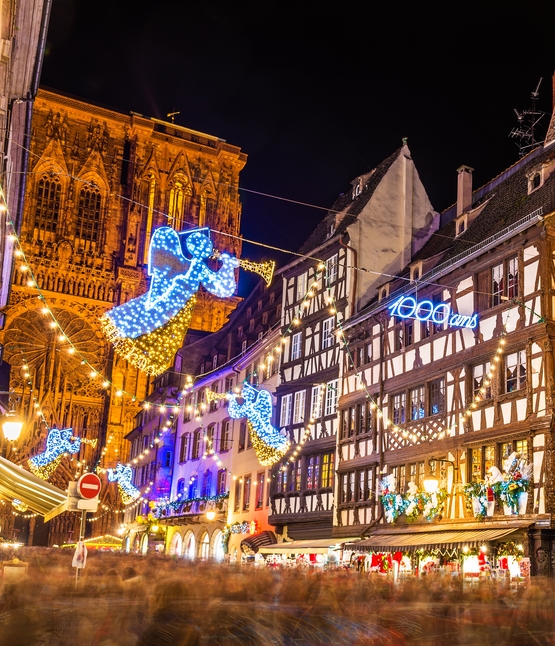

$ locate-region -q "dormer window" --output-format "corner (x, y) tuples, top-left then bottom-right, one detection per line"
(352, 178), (363, 200)
(455, 214), (467, 237)
(246, 307), (252, 318)
(379, 284), (390, 301)
(326, 219), (336, 239)
(527, 167), (544, 194)
(212, 355), (218, 369)
(410, 262), (422, 282)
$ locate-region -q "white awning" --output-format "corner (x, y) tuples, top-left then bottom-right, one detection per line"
(0, 456), (67, 520)
(258, 537), (360, 555)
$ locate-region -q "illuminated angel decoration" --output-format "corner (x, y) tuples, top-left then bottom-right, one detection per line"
(100, 227), (239, 376)
(28, 428), (96, 479)
(107, 463), (141, 504)
(228, 383), (290, 466)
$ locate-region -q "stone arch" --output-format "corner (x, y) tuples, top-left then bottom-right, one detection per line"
(183, 531), (196, 560)
(200, 531), (210, 559)
(169, 531), (183, 556)
(211, 529), (224, 562)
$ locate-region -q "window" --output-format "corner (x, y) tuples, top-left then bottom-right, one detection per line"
(212, 355), (218, 370)
(168, 177), (192, 230)
(429, 378), (445, 415)
(238, 422), (247, 452)
(471, 445), (495, 481)
(326, 254), (339, 285)
(310, 385), (322, 420)
(477, 257), (519, 311)
(164, 450), (172, 468)
(291, 459), (302, 491)
(188, 479), (198, 499)
(291, 332), (302, 361)
(306, 455), (320, 489)
(217, 470), (227, 495)
(241, 340), (247, 353)
(321, 453), (334, 488)
(366, 342), (373, 363)
(280, 394), (292, 427)
(177, 479), (185, 496)
(322, 316), (335, 349)
(179, 434), (189, 463)
(234, 478), (241, 511)
(404, 321), (414, 347)
(473, 362), (492, 399)
(243, 476), (252, 511)
(324, 380), (338, 416)
(34, 177), (61, 234)
(192, 430), (202, 459)
(392, 392), (406, 425)
(76, 186), (102, 245)
(293, 390), (306, 424)
(296, 272), (308, 301)
(202, 470), (212, 497)
(506, 350), (526, 392)
(410, 386), (425, 420)
(256, 472), (265, 508)
(220, 420), (230, 452)
(206, 424), (216, 450)
(276, 465), (288, 493)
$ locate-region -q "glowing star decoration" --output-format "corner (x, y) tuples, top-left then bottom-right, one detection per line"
(100, 227), (239, 376)
(388, 295), (478, 329)
(107, 463), (141, 504)
(28, 428), (96, 480)
(228, 383), (290, 466)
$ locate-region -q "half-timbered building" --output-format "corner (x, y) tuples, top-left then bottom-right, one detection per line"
(269, 144), (439, 542)
(337, 110), (555, 576)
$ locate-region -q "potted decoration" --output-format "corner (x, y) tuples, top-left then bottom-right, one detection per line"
(380, 475), (406, 523)
(463, 481), (487, 518)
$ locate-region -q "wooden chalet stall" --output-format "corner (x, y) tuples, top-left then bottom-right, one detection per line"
(336, 134), (555, 577)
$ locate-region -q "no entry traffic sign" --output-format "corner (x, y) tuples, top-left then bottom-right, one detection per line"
(77, 473), (101, 499)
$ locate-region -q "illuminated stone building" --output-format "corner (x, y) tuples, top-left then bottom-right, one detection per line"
(0, 89), (245, 539)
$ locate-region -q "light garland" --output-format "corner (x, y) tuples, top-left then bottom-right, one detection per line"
(228, 383), (290, 466)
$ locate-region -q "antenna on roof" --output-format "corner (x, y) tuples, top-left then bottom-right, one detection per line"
(509, 78), (548, 157)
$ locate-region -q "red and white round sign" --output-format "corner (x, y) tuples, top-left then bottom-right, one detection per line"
(77, 473), (101, 499)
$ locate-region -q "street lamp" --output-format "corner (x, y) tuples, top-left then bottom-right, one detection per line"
(2, 411), (23, 441)
(206, 510), (216, 521)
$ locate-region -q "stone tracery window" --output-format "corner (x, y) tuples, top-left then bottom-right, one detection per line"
(34, 176), (62, 236)
(76, 185), (102, 246)
(199, 188), (216, 227)
(167, 176), (192, 231)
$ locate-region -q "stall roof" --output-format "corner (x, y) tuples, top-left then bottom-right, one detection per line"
(258, 537), (361, 555)
(0, 456), (67, 520)
(348, 522), (532, 553)
(240, 531), (277, 553)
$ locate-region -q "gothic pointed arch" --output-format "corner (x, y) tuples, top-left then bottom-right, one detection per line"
(198, 169), (218, 227)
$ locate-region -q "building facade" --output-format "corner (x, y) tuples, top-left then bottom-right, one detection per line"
(269, 145), (439, 542)
(337, 118), (555, 575)
(0, 89), (245, 540)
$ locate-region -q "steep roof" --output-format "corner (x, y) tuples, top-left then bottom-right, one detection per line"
(298, 147), (403, 254)
(411, 144), (555, 267)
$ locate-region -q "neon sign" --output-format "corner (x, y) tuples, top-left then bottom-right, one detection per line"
(388, 296), (478, 329)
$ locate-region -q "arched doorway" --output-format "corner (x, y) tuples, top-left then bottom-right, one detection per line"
(123, 536), (130, 553)
(169, 531), (183, 556)
(184, 532), (196, 560)
(200, 532), (210, 559)
(211, 530), (224, 562)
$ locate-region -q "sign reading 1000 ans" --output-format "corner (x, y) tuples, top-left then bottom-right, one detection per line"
(388, 296), (478, 329)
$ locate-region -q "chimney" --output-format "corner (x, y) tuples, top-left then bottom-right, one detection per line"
(456, 165), (474, 216)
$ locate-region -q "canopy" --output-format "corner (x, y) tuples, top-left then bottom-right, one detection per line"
(348, 522), (531, 553)
(0, 456), (67, 520)
(258, 537), (361, 555)
(240, 531), (277, 553)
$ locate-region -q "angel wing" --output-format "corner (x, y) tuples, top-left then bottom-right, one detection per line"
(146, 227), (190, 308)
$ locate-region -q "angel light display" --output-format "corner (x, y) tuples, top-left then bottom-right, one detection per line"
(228, 383), (290, 466)
(107, 463), (140, 504)
(101, 227), (275, 376)
(28, 428), (97, 479)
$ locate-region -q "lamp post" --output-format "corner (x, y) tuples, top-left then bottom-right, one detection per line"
(0, 394), (23, 458)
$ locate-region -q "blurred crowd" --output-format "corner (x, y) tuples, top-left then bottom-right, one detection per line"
(0, 547), (554, 645)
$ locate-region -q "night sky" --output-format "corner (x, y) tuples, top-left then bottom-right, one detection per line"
(41, 1), (555, 292)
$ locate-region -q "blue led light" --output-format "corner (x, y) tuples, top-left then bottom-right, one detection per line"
(107, 463), (141, 504)
(228, 383), (290, 466)
(28, 428), (81, 477)
(103, 227), (239, 340)
(388, 295), (478, 329)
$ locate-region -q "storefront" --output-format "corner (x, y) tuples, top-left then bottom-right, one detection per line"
(347, 521), (532, 582)
(258, 537), (360, 567)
